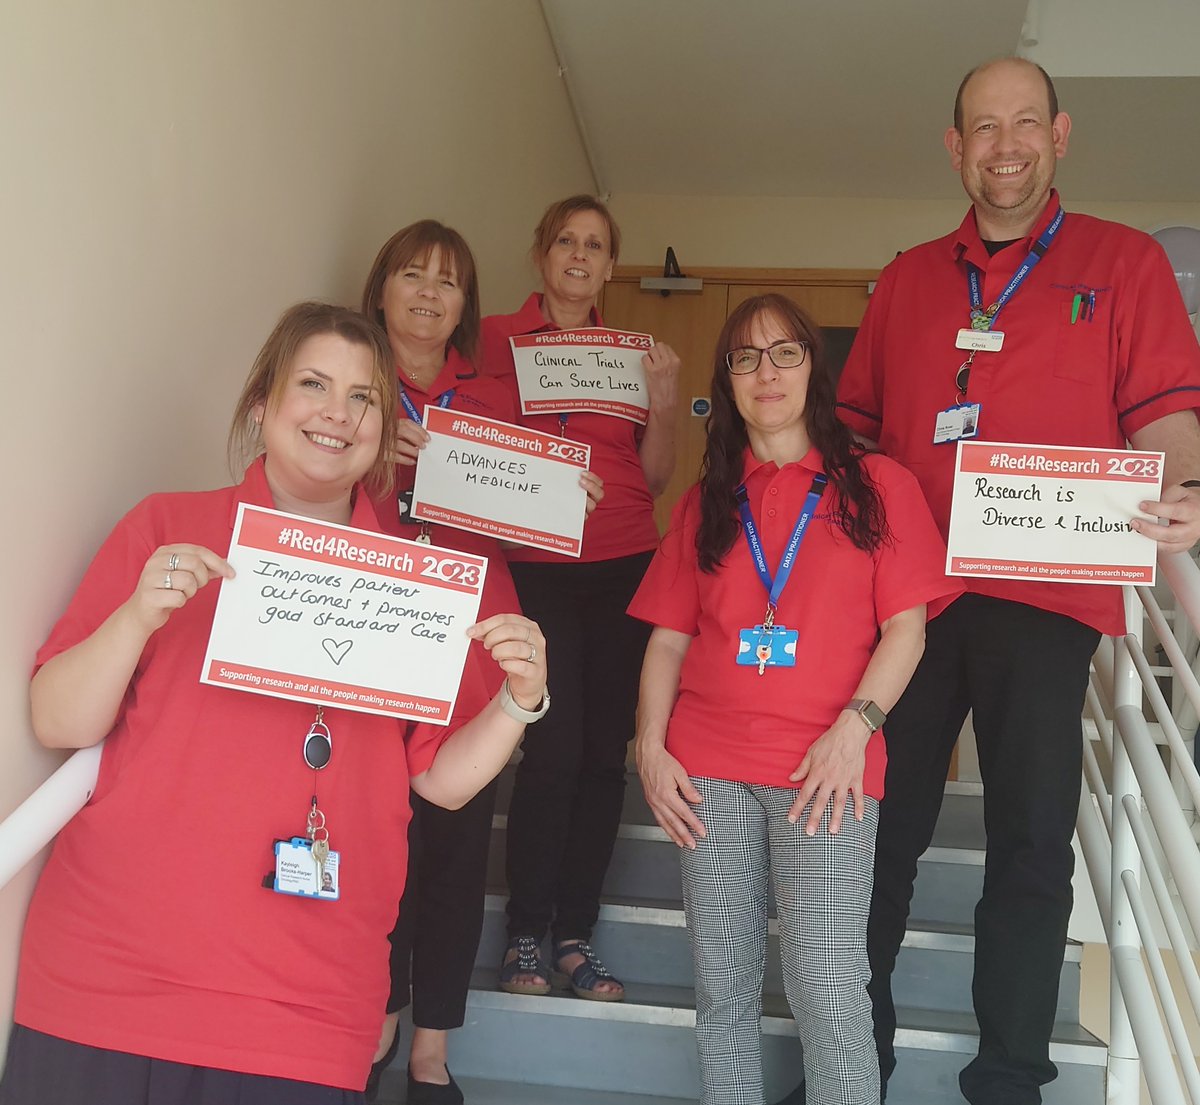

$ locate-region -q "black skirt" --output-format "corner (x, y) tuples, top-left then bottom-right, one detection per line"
(0, 1026), (367, 1105)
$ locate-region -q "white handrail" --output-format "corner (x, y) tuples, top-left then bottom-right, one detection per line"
(0, 743), (102, 891)
(1080, 559), (1200, 1104)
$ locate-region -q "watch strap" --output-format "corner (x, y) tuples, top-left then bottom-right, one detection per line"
(500, 679), (550, 723)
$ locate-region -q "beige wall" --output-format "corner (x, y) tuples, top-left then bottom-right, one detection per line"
(0, 0), (592, 1055)
(610, 192), (1200, 271)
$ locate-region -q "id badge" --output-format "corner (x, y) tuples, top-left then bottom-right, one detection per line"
(736, 625), (798, 669)
(956, 328), (1004, 352)
(933, 403), (981, 445)
(273, 837), (340, 901)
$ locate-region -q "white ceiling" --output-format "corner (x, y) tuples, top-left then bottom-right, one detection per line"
(542, 0), (1200, 203)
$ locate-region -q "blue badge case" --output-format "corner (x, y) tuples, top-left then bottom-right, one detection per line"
(736, 625), (799, 668)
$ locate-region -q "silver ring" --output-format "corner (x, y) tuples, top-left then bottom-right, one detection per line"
(168, 553), (180, 572)
(526, 643), (537, 663)
(163, 573), (173, 590)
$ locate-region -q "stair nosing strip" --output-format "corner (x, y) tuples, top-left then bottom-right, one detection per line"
(463, 990), (1105, 1064)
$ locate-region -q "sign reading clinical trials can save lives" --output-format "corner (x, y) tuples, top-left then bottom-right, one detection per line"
(201, 505), (486, 723)
(510, 327), (652, 425)
(411, 407), (591, 557)
(945, 441), (1164, 585)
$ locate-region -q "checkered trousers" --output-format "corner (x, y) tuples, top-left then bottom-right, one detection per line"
(680, 776), (880, 1105)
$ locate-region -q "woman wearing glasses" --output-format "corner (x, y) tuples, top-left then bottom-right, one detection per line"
(0, 303), (547, 1105)
(629, 295), (958, 1105)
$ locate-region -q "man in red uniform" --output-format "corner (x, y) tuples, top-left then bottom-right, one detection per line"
(837, 57), (1200, 1104)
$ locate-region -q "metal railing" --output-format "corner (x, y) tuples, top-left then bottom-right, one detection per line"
(1079, 552), (1200, 1104)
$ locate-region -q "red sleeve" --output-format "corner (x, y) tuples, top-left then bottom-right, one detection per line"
(836, 262), (898, 441)
(1115, 240), (1200, 436)
(35, 499), (156, 672)
(867, 456), (963, 624)
(626, 487), (702, 634)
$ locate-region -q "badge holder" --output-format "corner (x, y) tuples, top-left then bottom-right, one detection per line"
(274, 836), (340, 900)
(737, 621), (799, 675)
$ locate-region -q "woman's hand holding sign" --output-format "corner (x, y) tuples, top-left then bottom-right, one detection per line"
(468, 613), (548, 710)
(130, 545), (235, 635)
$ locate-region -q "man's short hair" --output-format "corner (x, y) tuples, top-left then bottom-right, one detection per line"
(953, 58), (1059, 132)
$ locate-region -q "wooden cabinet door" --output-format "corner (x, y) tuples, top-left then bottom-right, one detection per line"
(600, 281), (730, 532)
(726, 283), (870, 327)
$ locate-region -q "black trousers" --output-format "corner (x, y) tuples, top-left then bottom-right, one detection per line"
(0, 1026), (364, 1105)
(867, 593), (1100, 1105)
(385, 778), (499, 1029)
(504, 552), (653, 942)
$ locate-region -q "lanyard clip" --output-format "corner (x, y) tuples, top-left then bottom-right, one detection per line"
(763, 604), (776, 630)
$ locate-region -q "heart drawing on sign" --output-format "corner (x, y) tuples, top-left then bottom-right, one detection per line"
(321, 639), (353, 665)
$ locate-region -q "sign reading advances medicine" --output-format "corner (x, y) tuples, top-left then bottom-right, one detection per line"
(945, 441), (1163, 585)
(412, 406), (591, 557)
(510, 327), (652, 425)
(202, 505), (486, 723)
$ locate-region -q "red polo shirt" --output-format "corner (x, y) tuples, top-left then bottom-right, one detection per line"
(17, 459), (492, 1089)
(837, 193), (1200, 636)
(371, 346), (522, 671)
(480, 292), (660, 564)
(627, 449), (961, 798)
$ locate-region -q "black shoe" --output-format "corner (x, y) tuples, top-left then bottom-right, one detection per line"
(406, 1066), (464, 1105)
(363, 1029), (401, 1103)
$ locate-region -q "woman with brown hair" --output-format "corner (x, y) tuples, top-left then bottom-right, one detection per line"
(0, 302), (547, 1105)
(481, 195), (679, 1001)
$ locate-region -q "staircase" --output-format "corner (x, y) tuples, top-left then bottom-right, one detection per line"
(376, 770), (1107, 1104)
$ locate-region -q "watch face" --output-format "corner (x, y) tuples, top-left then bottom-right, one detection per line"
(862, 702), (886, 731)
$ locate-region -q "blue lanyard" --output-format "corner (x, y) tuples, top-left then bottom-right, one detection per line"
(735, 474), (827, 621)
(966, 204), (1063, 331)
(398, 385), (455, 424)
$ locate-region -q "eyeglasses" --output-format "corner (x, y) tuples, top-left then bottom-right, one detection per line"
(725, 340), (809, 375)
(304, 719), (332, 770)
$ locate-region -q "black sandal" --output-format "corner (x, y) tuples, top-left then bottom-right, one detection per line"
(498, 934), (551, 996)
(551, 939), (625, 1002)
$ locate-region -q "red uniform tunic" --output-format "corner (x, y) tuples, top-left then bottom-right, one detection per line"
(480, 293), (659, 563)
(837, 193), (1200, 636)
(627, 449), (960, 798)
(15, 459), (491, 1090)
(371, 346), (521, 691)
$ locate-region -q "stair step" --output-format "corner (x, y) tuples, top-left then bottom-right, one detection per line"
(476, 895), (1081, 1022)
(488, 821), (987, 927)
(397, 974), (1103, 1104)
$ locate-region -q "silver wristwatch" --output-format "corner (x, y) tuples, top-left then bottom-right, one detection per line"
(846, 698), (887, 733)
(500, 679), (550, 723)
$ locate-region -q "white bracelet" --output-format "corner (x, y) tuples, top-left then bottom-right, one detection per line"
(499, 678), (550, 723)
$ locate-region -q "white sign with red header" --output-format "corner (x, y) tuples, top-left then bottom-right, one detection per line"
(201, 505), (486, 724)
(411, 406), (591, 557)
(946, 441), (1164, 585)
(510, 327), (652, 425)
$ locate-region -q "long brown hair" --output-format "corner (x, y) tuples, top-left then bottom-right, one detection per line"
(696, 294), (889, 572)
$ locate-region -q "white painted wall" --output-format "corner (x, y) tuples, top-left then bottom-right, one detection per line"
(0, 0), (593, 1059)
(610, 193), (1200, 272)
